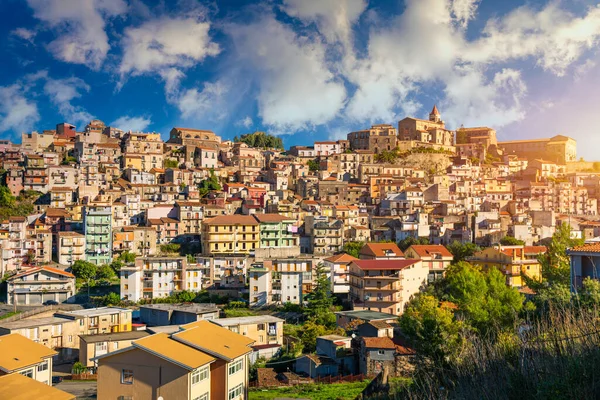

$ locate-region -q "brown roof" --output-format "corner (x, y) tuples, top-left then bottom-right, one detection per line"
(362, 336), (415, 355)
(352, 259), (419, 270)
(203, 215), (259, 226)
(324, 253), (358, 263)
(407, 245), (452, 258)
(360, 243), (405, 257)
(252, 213), (291, 223)
(9, 266), (75, 280)
(570, 243), (600, 253)
(45, 208), (72, 218)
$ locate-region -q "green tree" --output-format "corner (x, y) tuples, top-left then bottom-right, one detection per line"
(499, 236), (525, 246)
(307, 159), (319, 172)
(118, 251), (136, 263)
(305, 264), (335, 328)
(198, 168), (221, 197)
(234, 132), (284, 149)
(400, 294), (463, 363)
(300, 319), (329, 353)
(375, 150), (399, 164)
(0, 186), (15, 208)
(447, 241), (481, 263)
(397, 236), (430, 252)
(71, 260), (97, 281)
(110, 260), (123, 274)
(579, 277), (600, 307)
(524, 224), (583, 302)
(97, 264), (116, 281)
(101, 292), (121, 306)
(343, 241), (363, 258)
(164, 158), (179, 168)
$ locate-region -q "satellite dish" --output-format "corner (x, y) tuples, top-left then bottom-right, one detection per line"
(158, 397), (164, 400)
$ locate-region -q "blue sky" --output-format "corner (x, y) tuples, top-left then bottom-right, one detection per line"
(1, 0), (600, 158)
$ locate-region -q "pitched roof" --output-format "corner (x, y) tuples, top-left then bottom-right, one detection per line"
(351, 259), (419, 270)
(431, 104), (440, 115)
(359, 243), (404, 257)
(324, 253), (358, 263)
(569, 243), (600, 253)
(0, 373), (74, 400)
(132, 332), (215, 370)
(0, 333), (57, 373)
(174, 320), (254, 361)
(9, 266), (75, 280)
(407, 245), (452, 258)
(252, 213), (291, 223)
(361, 336), (416, 355)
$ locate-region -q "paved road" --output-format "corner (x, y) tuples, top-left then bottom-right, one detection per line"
(55, 381), (97, 399)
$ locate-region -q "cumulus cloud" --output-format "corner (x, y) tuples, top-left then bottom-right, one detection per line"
(451, 0), (480, 27)
(465, 3), (600, 76)
(237, 116), (253, 129)
(177, 80), (228, 120)
(26, 0), (127, 69)
(226, 15), (347, 131)
(43, 76), (94, 125)
(119, 15), (220, 77)
(110, 115), (152, 132)
(11, 27), (37, 43)
(0, 84), (39, 133)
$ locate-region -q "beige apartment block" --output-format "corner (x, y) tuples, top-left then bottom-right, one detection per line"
(97, 320), (254, 400)
(211, 315), (284, 360)
(55, 307), (133, 336)
(6, 266), (75, 305)
(0, 333), (56, 385)
(349, 259), (428, 316)
(79, 330), (150, 368)
(57, 232), (86, 266)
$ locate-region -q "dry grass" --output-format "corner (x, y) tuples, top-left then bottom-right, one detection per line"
(399, 306), (600, 400)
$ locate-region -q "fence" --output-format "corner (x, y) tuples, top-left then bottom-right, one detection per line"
(250, 373), (366, 388)
(70, 373), (98, 381)
(0, 304), (82, 323)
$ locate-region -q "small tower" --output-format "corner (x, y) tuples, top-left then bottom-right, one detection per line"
(429, 105), (441, 123)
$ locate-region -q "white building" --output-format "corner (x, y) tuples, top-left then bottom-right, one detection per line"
(6, 266), (76, 305)
(120, 256), (187, 302)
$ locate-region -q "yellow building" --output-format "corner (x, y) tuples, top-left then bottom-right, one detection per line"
(0, 333), (57, 385)
(0, 373), (74, 400)
(201, 215), (259, 255)
(97, 320), (254, 400)
(498, 135), (576, 164)
(469, 245), (546, 288)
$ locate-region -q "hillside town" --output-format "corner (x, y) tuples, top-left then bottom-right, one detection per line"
(1, 106), (600, 399)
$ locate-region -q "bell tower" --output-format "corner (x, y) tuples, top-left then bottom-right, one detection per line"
(429, 104), (441, 123)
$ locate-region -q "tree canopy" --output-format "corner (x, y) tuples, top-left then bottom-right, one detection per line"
(447, 241), (481, 263)
(198, 169), (221, 197)
(307, 159), (319, 172)
(343, 241), (363, 258)
(233, 131), (284, 149)
(397, 236), (430, 251)
(71, 260), (97, 281)
(499, 236), (525, 246)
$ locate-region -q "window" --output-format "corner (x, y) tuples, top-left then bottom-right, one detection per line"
(378, 350), (385, 355)
(228, 383), (243, 399)
(20, 369), (33, 378)
(68, 335), (73, 343)
(194, 394), (209, 400)
(121, 369), (134, 384)
(228, 359), (243, 375)
(124, 284), (129, 290)
(191, 365), (209, 385)
(37, 361), (48, 372)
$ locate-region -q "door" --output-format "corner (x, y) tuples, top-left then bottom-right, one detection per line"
(29, 293), (42, 304)
(16, 293), (28, 305)
(42, 293), (54, 303)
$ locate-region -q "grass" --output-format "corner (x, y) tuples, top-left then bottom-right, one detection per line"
(0, 311), (21, 320)
(248, 381), (370, 400)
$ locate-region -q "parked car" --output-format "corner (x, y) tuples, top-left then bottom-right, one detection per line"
(51, 376), (63, 385)
(43, 300), (59, 306)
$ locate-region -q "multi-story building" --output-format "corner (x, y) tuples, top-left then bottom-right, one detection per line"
(404, 245), (453, 282)
(84, 206), (112, 265)
(324, 253), (357, 296)
(212, 316), (284, 361)
(498, 135), (576, 164)
(139, 303), (220, 326)
(201, 215), (259, 255)
(349, 259), (428, 316)
(398, 105), (454, 147)
(55, 307), (133, 336)
(6, 266), (75, 305)
(122, 132), (164, 172)
(176, 201), (204, 237)
(79, 331), (150, 368)
(271, 258), (315, 305)
(0, 333), (56, 385)
(248, 263), (272, 307)
(23, 154), (49, 193)
(57, 232), (86, 266)
(254, 213), (298, 249)
(120, 256), (187, 301)
(348, 124), (398, 152)
(96, 320), (253, 400)
(469, 245), (546, 288)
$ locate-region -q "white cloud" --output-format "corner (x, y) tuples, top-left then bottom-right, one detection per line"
(177, 80), (228, 120)
(226, 15), (347, 131)
(574, 59), (597, 81)
(0, 84), (39, 133)
(110, 115), (152, 132)
(27, 0), (127, 69)
(119, 16), (220, 76)
(451, 0), (480, 28)
(43, 76), (94, 125)
(11, 27), (37, 43)
(237, 116), (253, 129)
(282, 0), (367, 46)
(465, 3), (600, 76)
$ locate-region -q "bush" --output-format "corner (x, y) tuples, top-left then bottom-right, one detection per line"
(160, 243), (181, 254)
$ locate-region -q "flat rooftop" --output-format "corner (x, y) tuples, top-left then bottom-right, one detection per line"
(0, 316), (68, 330)
(211, 315), (284, 326)
(140, 303), (219, 313)
(79, 330), (150, 343)
(335, 310), (398, 321)
(145, 325), (181, 335)
(57, 307), (131, 318)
